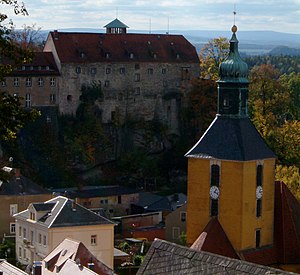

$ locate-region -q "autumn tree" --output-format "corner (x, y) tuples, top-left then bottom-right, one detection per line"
(199, 37), (229, 81)
(0, 0), (39, 181)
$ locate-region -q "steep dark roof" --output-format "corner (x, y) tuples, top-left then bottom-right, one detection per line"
(12, 52), (60, 76)
(137, 239), (296, 275)
(0, 175), (50, 196)
(191, 217), (239, 259)
(32, 203), (56, 212)
(14, 196), (113, 228)
(46, 31), (199, 64)
(185, 116), (276, 161)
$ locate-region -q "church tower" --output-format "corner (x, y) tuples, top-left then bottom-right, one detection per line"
(186, 25), (276, 253)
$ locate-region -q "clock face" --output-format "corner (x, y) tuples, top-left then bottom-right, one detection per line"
(210, 186), (220, 200)
(256, 186), (263, 199)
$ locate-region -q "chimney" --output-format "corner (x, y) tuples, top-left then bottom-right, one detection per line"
(32, 261), (42, 275)
(88, 262), (95, 271)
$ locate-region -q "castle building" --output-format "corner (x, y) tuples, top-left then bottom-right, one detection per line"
(185, 25), (300, 268)
(0, 19), (199, 133)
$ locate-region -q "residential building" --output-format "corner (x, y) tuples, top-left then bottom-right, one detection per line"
(165, 203), (186, 244)
(53, 185), (139, 218)
(0, 259), (27, 275)
(185, 24), (300, 268)
(137, 239), (297, 275)
(42, 238), (114, 275)
(14, 196), (114, 269)
(0, 168), (52, 241)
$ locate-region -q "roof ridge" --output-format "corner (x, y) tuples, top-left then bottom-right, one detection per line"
(48, 198), (68, 228)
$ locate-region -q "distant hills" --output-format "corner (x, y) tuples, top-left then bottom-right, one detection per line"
(40, 28), (300, 56)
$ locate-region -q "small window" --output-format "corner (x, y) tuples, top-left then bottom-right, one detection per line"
(180, 211), (186, 222)
(211, 164), (220, 187)
(10, 204), (18, 216)
(1, 80), (6, 87)
(30, 230), (34, 244)
(50, 94), (56, 103)
(75, 67), (81, 74)
(148, 68), (153, 75)
(255, 229), (261, 248)
(91, 235), (97, 245)
(38, 77), (44, 87)
(104, 80), (110, 87)
(135, 64), (140, 70)
(10, 223), (16, 234)
(30, 212), (35, 220)
(43, 235), (47, 246)
(23, 248), (26, 259)
(106, 67), (111, 74)
(135, 73), (140, 82)
(23, 228), (26, 238)
(106, 53), (110, 59)
(25, 93), (31, 108)
(118, 196), (122, 204)
(130, 53), (134, 59)
(19, 226), (22, 237)
(13, 78), (19, 87)
(162, 68), (166, 74)
(91, 68), (97, 75)
(38, 233), (42, 244)
(50, 78), (56, 87)
(120, 67), (125, 74)
(172, 227), (180, 239)
(25, 77), (32, 87)
(19, 247), (22, 258)
(134, 87), (140, 95)
(256, 199), (262, 218)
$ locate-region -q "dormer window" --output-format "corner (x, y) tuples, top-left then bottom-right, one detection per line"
(30, 211), (36, 221)
(130, 53), (134, 59)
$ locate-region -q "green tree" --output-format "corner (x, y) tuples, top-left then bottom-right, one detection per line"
(199, 37), (229, 81)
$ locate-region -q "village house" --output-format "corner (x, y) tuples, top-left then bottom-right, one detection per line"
(14, 196), (115, 269)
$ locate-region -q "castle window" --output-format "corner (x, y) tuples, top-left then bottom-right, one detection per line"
(91, 235), (97, 245)
(106, 53), (111, 59)
(120, 67), (125, 74)
(162, 68), (166, 74)
(135, 73), (140, 82)
(10, 223), (16, 234)
(25, 93), (31, 108)
(50, 94), (56, 103)
(106, 67), (111, 74)
(1, 80), (6, 87)
(50, 78), (56, 87)
(134, 87), (140, 95)
(104, 80), (110, 87)
(130, 53), (134, 59)
(135, 64), (140, 70)
(43, 235), (47, 246)
(75, 67), (81, 74)
(26, 77), (32, 87)
(23, 227), (26, 238)
(255, 229), (261, 248)
(67, 95), (72, 102)
(38, 77), (44, 87)
(13, 78), (19, 87)
(90, 68), (97, 75)
(148, 68), (153, 75)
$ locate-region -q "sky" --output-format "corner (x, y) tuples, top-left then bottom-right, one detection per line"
(2, 0), (300, 34)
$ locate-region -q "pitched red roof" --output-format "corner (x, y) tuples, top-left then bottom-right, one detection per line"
(190, 217), (239, 259)
(45, 31), (199, 64)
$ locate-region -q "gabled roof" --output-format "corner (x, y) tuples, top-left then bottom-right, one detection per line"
(14, 196), (113, 228)
(137, 239), (296, 275)
(45, 31), (199, 64)
(104, 18), (129, 29)
(0, 174), (51, 196)
(185, 116), (276, 161)
(43, 238), (113, 275)
(191, 217), (239, 259)
(0, 259), (27, 275)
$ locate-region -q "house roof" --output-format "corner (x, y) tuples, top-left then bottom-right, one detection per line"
(104, 18), (129, 29)
(0, 259), (27, 275)
(137, 239), (296, 275)
(45, 31), (199, 64)
(191, 217), (239, 259)
(12, 52), (60, 76)
(14, 196), (113, 228)
(0, 174), (51, 196)
(43, 238), (113, 275)
(52, 259), (99, 275)
(185, 116), (276, 161)
(53, 185), (138, 199)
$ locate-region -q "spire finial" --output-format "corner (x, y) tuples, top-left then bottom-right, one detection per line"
(232, 4), (237, 33)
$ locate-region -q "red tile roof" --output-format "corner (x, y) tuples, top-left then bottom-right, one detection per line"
(190, 217), (239, 259)
(46, 32), (199, 64)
